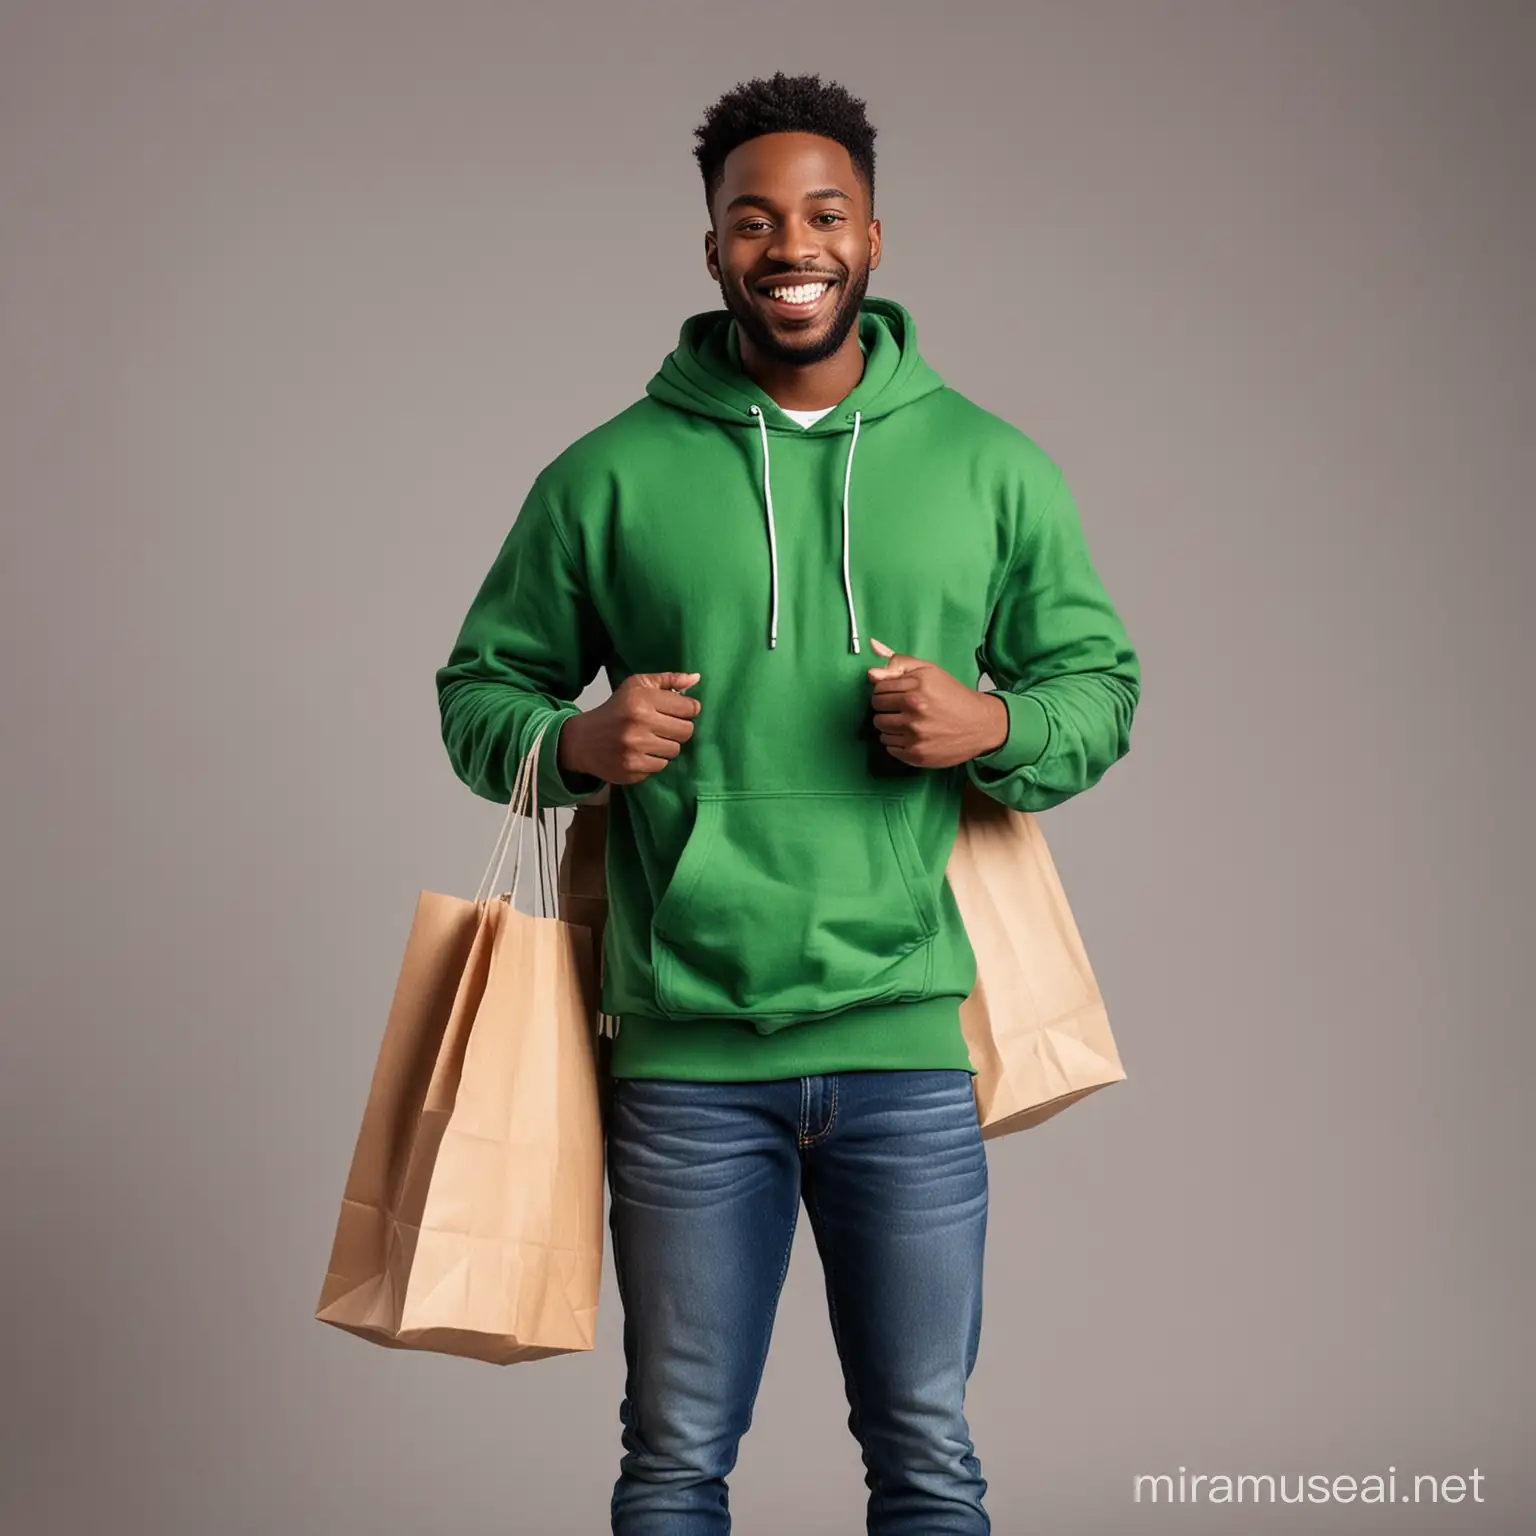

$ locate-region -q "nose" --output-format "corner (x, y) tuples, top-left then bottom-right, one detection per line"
(765, 224), (824, 268)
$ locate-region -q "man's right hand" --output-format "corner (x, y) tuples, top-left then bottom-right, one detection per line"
(557, 671), (702, 786)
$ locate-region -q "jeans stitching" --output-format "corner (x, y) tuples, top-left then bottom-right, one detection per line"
(800, 1074), (837, 1147)
(608, 1151), (643, 1528)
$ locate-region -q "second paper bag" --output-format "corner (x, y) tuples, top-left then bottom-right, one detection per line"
(948, 780), (1126, 1139)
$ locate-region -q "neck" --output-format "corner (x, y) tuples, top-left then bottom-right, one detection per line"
(737, 325), (865, 412)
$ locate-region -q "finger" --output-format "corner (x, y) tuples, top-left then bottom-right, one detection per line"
(871, 674), (922, 696)
(869, 637), (896, 659)
(642, 671), (701, 691)
(647, 712), (695, 744)
(866, 654), (923, 681)
(652, 690), (703, 719)
(871, 690), (914, 714)
(636, 738), (681, 765)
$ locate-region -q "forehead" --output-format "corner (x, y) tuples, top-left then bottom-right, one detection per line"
(715, 131), (862, 212)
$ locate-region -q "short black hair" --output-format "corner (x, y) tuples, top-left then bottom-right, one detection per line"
(692, 71), (877, 217)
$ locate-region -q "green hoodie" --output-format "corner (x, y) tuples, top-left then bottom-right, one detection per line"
(436, 297), (1139, 1081)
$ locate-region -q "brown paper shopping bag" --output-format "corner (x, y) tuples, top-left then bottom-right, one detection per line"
(947, 780), (1125, 1139)
(314, 720), (607, 1364)
(556, 779), (1124, 1142)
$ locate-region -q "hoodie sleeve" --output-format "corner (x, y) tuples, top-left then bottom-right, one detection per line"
(435, 477), (611, 809)
(966, 466), (1140, 812)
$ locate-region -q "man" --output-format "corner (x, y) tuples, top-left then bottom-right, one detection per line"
(437, 70), (1138, 1536)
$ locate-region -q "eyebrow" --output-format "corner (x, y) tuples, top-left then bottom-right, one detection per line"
(724, 187), (854, 213)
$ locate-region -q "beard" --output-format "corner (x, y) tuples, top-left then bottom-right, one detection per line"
(719, 259), (871, 366)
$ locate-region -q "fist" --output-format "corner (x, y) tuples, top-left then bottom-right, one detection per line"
(559, 671), (702, 786)
(867, 638), (1008, 770)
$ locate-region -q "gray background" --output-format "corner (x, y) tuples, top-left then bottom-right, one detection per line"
(2, 1), (1530, 1532)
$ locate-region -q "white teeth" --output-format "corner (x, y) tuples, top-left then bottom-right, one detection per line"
(767, 282), (829, 304)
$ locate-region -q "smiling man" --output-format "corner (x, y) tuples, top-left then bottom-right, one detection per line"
(437, 71), (1139, 1535)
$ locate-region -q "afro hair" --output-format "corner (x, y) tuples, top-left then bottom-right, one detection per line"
(692, 71), (878, 216)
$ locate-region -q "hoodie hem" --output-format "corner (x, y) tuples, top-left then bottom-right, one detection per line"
(606, 994), (974, 1081)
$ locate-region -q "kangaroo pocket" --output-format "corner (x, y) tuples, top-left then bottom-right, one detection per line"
(649, 790), (941, 1025)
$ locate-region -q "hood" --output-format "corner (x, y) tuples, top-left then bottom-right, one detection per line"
(646, 295), (945, 430)
(644, 297), (947, 652)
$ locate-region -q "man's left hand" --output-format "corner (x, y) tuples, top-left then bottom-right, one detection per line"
(866, 637), (1010, 769)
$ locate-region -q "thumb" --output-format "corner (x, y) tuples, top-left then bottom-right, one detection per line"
(866, 637), (918, 680)
(637, 670), (701, 691)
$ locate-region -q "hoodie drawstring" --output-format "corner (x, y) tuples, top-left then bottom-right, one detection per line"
(749, 405), (782, 649)
(841, 409), (863, 654)
(749, 404), (864, 654)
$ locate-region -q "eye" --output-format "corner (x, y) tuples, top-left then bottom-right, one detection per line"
(813, 212), (845, 226)
(738, 218), (773, 233)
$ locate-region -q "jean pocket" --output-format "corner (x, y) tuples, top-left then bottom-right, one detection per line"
(649, 790), (940, 1025)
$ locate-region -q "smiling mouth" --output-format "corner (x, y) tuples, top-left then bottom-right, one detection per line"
(758, 279), (837, 317)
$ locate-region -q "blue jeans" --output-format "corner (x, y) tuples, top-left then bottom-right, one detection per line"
(605, 1069), (990, 1534)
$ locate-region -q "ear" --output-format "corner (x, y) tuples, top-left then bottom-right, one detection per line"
(704, 228), (720, 283)
(868, 218), (881, 272)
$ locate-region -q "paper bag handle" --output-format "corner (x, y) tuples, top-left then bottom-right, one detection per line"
(473, 714), (559, 913)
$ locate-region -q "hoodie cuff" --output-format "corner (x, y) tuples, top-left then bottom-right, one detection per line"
(971, 689), (1050, 774)
(535, 706), (607, 808)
